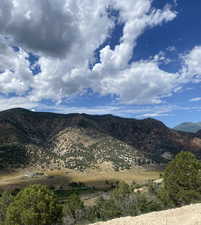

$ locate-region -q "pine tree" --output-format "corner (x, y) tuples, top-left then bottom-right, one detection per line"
(164, 151), (201, 206)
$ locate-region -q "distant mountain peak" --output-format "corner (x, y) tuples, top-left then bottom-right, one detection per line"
(174, 122), (201, 133)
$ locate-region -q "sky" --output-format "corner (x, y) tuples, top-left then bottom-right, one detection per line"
(0, 0), (201, 128)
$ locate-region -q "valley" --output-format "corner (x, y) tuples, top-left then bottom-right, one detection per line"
(0, 167), (160, 190)
(0, 167), (160, 209)
(0, 108), (201, 225)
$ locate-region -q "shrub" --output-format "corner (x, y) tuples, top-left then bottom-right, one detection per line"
(0, 191), (14, 223)
(4, 184), (62, 225)
(62, 193), (84, 225)
(111, 182), (131, 198)
(94, 197), (121, 221)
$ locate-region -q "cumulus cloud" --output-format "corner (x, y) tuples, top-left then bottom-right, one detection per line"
(0, 37), (33, 94)
(183, 46), (201, 82)
(0, 0), (180, 105)
(0, 96), (38, 111)
(93, 59), (179, 104)
(0, 0), (80, 57)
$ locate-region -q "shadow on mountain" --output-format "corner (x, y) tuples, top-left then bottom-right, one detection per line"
(0, 144), (30, 169)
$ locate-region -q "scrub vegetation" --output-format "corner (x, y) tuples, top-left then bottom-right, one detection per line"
(1, 152), (201, 225)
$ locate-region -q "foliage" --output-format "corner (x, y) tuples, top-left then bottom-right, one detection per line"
(85, 181), (164, 223)
(4, 184), (62, 225)
(156, 186), (175, 208)
(111, 182), (131, 199)
(164, 151), (201, 206)
(0, 191), (14, 224)
(4, 152), (201, 225)
(94, 196), (121, 221)
(62, 192), (84, 225)
(0, 180), (175, 225)
(135, 192), (164, 214)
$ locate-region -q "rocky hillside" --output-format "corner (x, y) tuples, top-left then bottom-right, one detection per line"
(0, 108), (201, 170)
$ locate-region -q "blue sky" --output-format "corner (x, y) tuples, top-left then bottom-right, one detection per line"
(0, 0), (201, 127)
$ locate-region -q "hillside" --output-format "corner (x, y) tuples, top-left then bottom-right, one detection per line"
(0, 108), (201, 170)
(174, 122), (201, 133)
(91, 204), (201, 225)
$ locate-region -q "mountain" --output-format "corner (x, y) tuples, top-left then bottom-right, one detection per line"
(174, 122), (201, 133)
(196, 129), (201, 138)
(0, 108), (201, 171)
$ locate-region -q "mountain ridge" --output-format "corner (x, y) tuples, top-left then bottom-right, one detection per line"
(0, 108), (201, 171)
(174, 122), (201, 133)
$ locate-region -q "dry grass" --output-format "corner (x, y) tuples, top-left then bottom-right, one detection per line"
(0, 167), (160, 190)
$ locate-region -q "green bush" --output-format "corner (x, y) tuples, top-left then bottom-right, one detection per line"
(136, 192), (163, 214)
(62, 192), (84, 225)
(88, 181), (164, 222)
(4, 184), (62, 225)
(164, 151), (201, 206)
(0, 191), (14, 224)
(94, 197), (121, 221)
(111, 182), (131, 199)
(157, 186), (175, 208)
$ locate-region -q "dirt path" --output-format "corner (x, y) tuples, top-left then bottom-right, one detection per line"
(92, 204), (201, 225)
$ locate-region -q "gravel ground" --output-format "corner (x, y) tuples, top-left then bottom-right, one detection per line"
(92, 204), (201, 225)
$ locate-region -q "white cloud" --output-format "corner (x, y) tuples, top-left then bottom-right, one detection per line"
(0, 38), (33, 94)
(94, 59), (179, 104)
(0, 96), (38, 111)
(0, 0), (80, 57)
(190, 97), (201, 102)
(137, 113), (170, 118)
(183, 46), (201, 82)
(167, 46), (176, 52)
(0, 0), (180, 105)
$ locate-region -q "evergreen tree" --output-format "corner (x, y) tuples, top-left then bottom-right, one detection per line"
(164, 151), (201, 205)
(62, 193), (84, 225)
(5, 184), (62, 225)
(0, 191), (14, 224)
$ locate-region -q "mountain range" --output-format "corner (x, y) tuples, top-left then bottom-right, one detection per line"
(0, 108), (201, 171)
(174, 122), (201, 133)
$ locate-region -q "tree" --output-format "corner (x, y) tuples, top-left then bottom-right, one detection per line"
(111, 182), (131, 200)
(164, 151), (201, 206)
(62, 193), (84, 225)
(4, 184), (62, 225)
(94, 196), (121, 221)
(0, 191), (14, 224)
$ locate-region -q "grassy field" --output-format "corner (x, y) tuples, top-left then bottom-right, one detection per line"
(0, 167), (161, 206)
(0, 167), (160, 190)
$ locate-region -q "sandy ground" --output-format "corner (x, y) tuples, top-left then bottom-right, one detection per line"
(92, 204), (201, 225)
